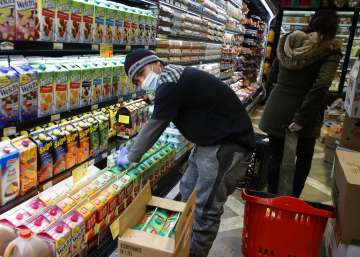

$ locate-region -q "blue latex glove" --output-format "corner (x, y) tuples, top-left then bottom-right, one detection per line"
(116, 147), (129, 166)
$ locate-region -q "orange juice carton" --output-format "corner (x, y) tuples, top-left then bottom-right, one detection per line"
(24, 215), (50, 234)
(100, 188), (117, 225)
(138, 10), (146, 45)
(29, 62), (54, 117)
(57, 197), (76, 214)
(101, 60), (113, 101)
(38, 221), (72, 257)
(11, 62), (38, 121)
(67, 0), (82, 42)
(74, 120), (90, 163)
(24, 198), (46, 215)
(95, 114), (109, 152)
(30, 131), (53, 183)
(37, 0), (56, 41)
(1, 208), (31, 227)
(0, 0), (15, 41)
(52, 63), (69, 113)
(86, 117), (100, 157)
(15, 0), (37, 40)
(91, 194), (108, 233)
(78, 62), (92, 106)
(77, 0), (93, 43)
(130, 9), (140, 45)
(47, 127), (66, 176)
(89, 62), (103, 104)
(54, 0), (70, 42)
(44, 206), (63, 223)
(11, 136), (37, 195)
(93, 0), (106, 43)
(111, 3), (121, 45)
(77, 201), (96, 242)
(104, 1), (115, 44)
(0, 63), (19, 127)
(0, 141), (19, 206)
(123, 6), (131, 45)
(63, 211), (85, 255)
(110, 59), (121, 97)
(62, 123), (78, 169)
(62, 63), (80, 110)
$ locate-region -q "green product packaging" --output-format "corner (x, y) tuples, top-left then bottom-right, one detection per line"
(133, 207), (156, 231)
(87, 117), (100, 157)
(89, 61), (104, 104)
(160, 212), (180, 237)
(96, 114), (109, 152)
(144, 208), (169, 235)
(93, 0), (106, 43)
(101, 60), (113, 101)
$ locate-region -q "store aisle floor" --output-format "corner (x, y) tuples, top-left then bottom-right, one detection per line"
(208, 106), (332, 257)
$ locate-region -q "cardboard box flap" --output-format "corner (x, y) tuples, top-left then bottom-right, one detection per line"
(336, 149), (360, 186)
(175, 191), (195, 245)
(111, 183), (152, 239)
(148, 196), (186, 212)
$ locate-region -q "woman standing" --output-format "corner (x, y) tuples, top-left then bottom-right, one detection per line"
(259, 9), (342, 197)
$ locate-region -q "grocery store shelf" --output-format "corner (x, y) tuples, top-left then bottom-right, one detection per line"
(225, 29), (244, 35)
(354, 37), (360, 40)
(170, 59), (222, 66)
(336, 34), (349, 38)
(159, 34), (223, 44)
(338, 24), (352, 27)
(282, 22), (307, 26)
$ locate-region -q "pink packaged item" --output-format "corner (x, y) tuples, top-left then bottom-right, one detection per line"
(25, 215), (50, 234)
(44, 206), (63, 223)
(24, 199), (46, 216)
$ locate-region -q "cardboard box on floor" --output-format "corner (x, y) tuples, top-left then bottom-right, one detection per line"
(341, 116), (360, 151)
(325, 219), (360, 257)
(332, 148), (360, 244)
(110, 183), (195, 257)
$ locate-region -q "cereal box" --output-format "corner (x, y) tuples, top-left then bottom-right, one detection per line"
(15, 0), (37, 40)
(77, 201), (96, 242)
(53, 64), (68, 113)
(68, 0), (82, 42)
(38, 221), (72, 257)
(55, 0), (70, 42)
(0, 0), (16, 41)
(11, 136), (37, 195)
(12, 62), (38, 121)
(47, 127), (66, 176)
(0, 63), (19, 127)
(30, 131), (53, 183)
(78, 62), (92, 106)
(62, 63), (80, 110)
(74, 120), (89, 163)
(113, 3), (124, 45)
(104, 1), (115, 44)
(89, 62), (103, 104)
(0, 141), (19, 205)
(37, 0), (56, 41)
(63, 211), (85, 255)
(93, 0), (106, 43)
(86, 117), (99, 157)
(30, 62), (54, 118)
(62, 123), (78, 169)
(101, 60), (112, 101)
(78, 0), (93, 43)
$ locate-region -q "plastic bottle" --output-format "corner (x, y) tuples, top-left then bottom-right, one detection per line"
(3, 229), (52, 257)
(0, 223), (17, 256)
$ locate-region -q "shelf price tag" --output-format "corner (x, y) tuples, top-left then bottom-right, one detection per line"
(3, 127), (16, 137)
(51, 114), (60, 122)
(53, 43), (63, 50)
(100, 44), (113, 58)
(125, 45), (131, 51)
(91, 104), (98, 111)
(92, 44), (99, 51)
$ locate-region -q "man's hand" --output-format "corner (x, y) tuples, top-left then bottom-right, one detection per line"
(116, 147), (130, 166)
(288, 122), (303, 133)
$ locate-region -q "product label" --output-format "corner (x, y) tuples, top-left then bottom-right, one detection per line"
(0, 0), (16, 41)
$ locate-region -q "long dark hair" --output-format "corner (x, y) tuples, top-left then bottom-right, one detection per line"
(306, 9), (338, 41)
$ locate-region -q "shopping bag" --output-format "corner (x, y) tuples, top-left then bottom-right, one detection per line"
(277, 130), (299, 195)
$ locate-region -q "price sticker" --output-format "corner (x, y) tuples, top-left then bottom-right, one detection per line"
(91, 104), (98, 111)
(100, 44), (113, 58)
(51, 114), (60, 121)
(3, 127), (16, 137)
(118, 115), (130, 124)
(53, 43), (63, 50)
(72, 162), (88, 183)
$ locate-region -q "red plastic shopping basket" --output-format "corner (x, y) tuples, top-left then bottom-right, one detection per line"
(241, 189), (335, 257)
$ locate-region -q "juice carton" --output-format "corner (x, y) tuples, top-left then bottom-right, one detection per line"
(78, 62), (92, 106)
(44, 206), (63, 223)
(86, 117), (99, 157)
(62, 123), (78, 169)
(11, 136), (37, 195)
(108, 106), (117, 137)
(104, 1), (115, 44)
(11, 62), (38, 121)
(30, 131), (53, 183)
(2, 208), (31, 227)
(89, 62), (103, 104)
(38, 221), (72, 257)
(91, 194), (108, 233)
(93, 0), (106, 43)
(62, 63), (80, 110)
(113, 4), (124, 45)
(0, 141), (19, 205)
(137, 10), (146, 45)
(70, 188), (86, 203)
(95, 114), (108, 152)
(55, 0), (70, 42)
(15, 0), (36, 40)
(68, 0), (82, 42)
(119, 62), (128, 96)
(100, 188), (117, 225)
(52, 64), (69, 113)
(47, 127), (66, 176)
(130, 9), (139, 45)
(37, 0), (56, 41)
(0, 0), (16, 41)
(24, 215), (50, 234)
(81, 182), (98, 198)
(111, 59), (121, 98)
(149, 12), (157, 46)
(144, 11), (151, 46)
(30, 62), (54, 118)
(78, 0), (93, 43)
(123, 6), (131, 45)
(73, 120), (89, 163)
(57, 197), (76, 214)
(24, 199), (46, 216)
(101, 60), (112, 101)
(0, 64), (19, 127)
(63, 211), (85, 255)
(77, 201), (96, 242)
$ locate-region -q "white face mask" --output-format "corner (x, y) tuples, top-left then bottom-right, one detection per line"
(141, 67), (160, 92)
